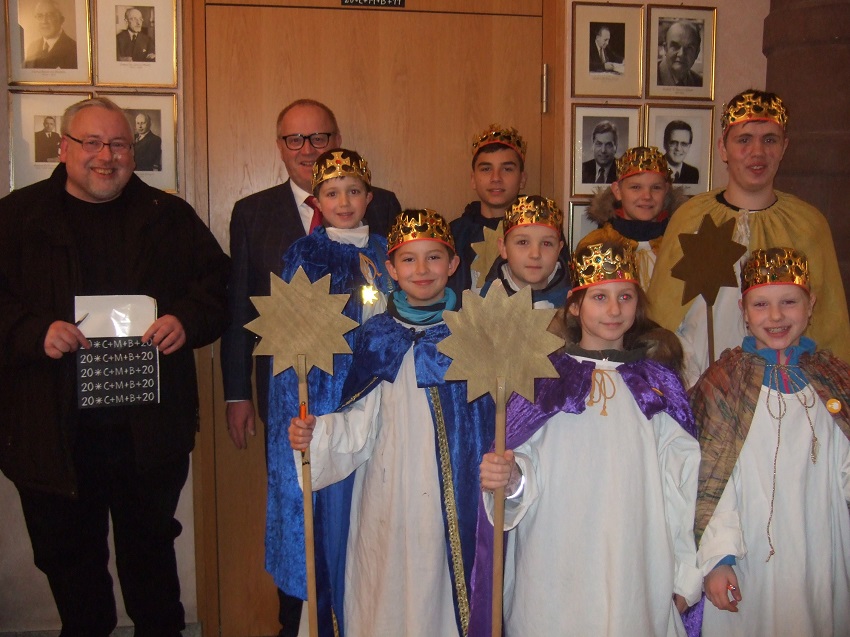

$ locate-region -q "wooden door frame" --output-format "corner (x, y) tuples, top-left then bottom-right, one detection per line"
(183, 0), (565, 631)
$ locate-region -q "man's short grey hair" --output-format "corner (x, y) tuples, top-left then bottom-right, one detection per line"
(124, 6), (142, 20)
(60, 96), (127, 136)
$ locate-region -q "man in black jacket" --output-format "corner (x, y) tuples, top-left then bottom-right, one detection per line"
(0, 96), (229, 636)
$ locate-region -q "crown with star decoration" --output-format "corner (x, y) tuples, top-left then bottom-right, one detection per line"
(741, 247), (810, 295)
(311, 148), (371, 193)
(503, 195), (564, 237)
(616, 146), (672, 182)
(387, 209), (455, 254)
(721, 90), (788, 136)
(471, 124), (527, 161)
(570, 230), (638, 291)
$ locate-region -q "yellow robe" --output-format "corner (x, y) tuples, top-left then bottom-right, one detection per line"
(647, 190), (850, 384)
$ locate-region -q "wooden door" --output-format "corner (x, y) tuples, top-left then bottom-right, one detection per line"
(197, 2), (556, 634)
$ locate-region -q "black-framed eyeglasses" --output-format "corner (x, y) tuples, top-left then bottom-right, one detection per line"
(277, 132), (334, 151)
(64, 134), (133, 154)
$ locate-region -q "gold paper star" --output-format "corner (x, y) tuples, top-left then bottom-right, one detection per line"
(470, 222), (504, 281)
(438, 281), (563, 403)
(672, 214), (748, 306)
(245, 268), (359, 376)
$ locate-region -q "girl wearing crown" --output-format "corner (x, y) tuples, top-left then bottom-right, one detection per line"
(587, 145), (689, 291)
(693, 247), (850, 637)
(471, 235), (702, 636)
(264, 148), (394, 635)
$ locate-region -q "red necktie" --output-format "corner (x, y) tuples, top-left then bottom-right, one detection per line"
(306, 196), (323, 233)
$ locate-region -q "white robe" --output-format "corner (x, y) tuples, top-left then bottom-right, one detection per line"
(299, 343), (460, 637)
(698, 385), (850, 637)
(485, 357), (702, 636)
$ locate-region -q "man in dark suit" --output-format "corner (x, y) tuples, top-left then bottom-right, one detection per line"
(581, 120), (618, 184)
(23, 0), (77, 69)
(116, 7), (155, 62)
(220, 98), (400, 637)
(34, 115), (61, 162)
(133, 112), (162, 171)
(588, 24), (623, 73)
(663, 120), (699, 184)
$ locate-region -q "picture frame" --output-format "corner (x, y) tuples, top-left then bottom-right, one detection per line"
(645, 103), (714, 195)
(567, 201), (598, 255)
(572, 2), (644, 98)
(9, 90), (91, 189)
(6, 0), (92, 84)
(94, 0), (176, 86)
(102, 92), (177, 191)
(571, 103), (641, 197)
(646, 5), (716, 100)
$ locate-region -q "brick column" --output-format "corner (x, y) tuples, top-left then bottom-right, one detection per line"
(764, 0), (850, 309)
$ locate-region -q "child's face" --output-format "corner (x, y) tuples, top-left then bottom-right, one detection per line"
(498, 225), (563, 290)
(386, 241), (460, 306)
(740, 284), (815, 352)
(610, 172), (669, 222)
(471, 148), (527, 215)
(316, 176), (373, 229)
(569, 281), (638, 350)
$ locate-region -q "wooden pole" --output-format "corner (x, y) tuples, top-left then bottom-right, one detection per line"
(491, 376), (507, 637)
(706, 303), (715, 365)
(298, 354), (319, 637)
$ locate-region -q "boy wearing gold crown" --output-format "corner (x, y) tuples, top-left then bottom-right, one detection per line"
(265, 148), (394, 635)
(448, 124), (528, 300)
(692, 247), (850, 636)
(480, 194), (571, 309)
(587, 146), (689, 290)
(471, 233), (701, 636)
(648, 90), (850, 387)
(289, 210), (495, 637)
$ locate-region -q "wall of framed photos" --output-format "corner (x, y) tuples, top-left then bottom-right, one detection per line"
(3, 0), (180, 193)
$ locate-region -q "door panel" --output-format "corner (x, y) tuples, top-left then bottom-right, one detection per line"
(204, 5), (542, 634)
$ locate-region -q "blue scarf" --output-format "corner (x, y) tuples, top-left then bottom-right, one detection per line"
(387, 288), (457, 325)
(743, 335), (815, 392)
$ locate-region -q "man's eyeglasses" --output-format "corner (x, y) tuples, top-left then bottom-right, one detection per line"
(277, 132), (334, 151)
(65, 134), (133, 154)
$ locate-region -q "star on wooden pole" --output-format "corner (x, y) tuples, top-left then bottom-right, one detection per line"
(438, 280), (563, 637)
(670, 214), (747, 364)
(245, 267), (358, 637)
(470, 222), (505, 282)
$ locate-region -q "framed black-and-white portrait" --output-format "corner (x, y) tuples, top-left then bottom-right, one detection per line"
(9, 91), (92, 189)
(572, 2), (644, 98)
(646, 104), (714, 195)
(6, 0), (92, 84)
(94, 0), (176, 86)
(101, 92), (177, 190)
(646, 5), (716, 100)
(571, 104), (641, 197)
(567, 201), (598, 255)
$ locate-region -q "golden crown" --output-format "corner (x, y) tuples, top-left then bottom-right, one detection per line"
(616, 146), (671, 182)
(471, 124), (527, 161)
(570, 229), (638, 290)
(721, 90), (788, 135)
(387, 209), (456, 254)
(741, 247), (809, 294)
(504, 195), (564, 236)
(311, 148), (371, 193)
